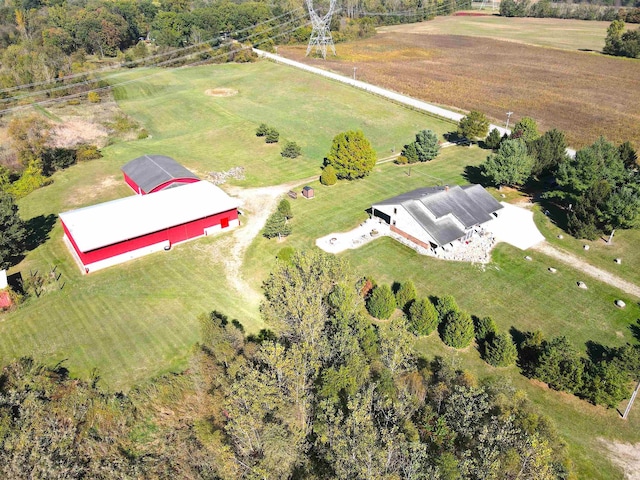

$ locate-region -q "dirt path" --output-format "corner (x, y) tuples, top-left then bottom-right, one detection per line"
(221, 176), (319, 302)
(532, 242), (640, 299)
(600, 440), (640, 480)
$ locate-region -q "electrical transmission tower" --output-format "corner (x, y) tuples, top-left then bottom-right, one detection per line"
(305, 0), (337, 59)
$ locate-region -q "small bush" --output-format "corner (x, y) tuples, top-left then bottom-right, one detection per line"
(87, 91), (100, 103)
(75, 144), (102, 162)
(320, 165), (337, 186)
(366, 284), (397, 319)
(137, 129), (149, 140)
(265, 128), (279, 144)
(408, 298), (438, 336)
(281, 141), (301, 158)
(256, 123), (269, 137)
(395, 155), (408, 165)
(440, 310), (474, 349)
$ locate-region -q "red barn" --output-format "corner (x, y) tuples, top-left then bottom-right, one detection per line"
(121, 154), (200, 195)
(59, 181), (239, 273)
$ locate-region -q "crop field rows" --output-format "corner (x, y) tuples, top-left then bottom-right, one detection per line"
(280, 16), (640, 149)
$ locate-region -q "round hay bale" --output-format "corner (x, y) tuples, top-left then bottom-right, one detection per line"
(615, 300), (626, 308)
(577, 281), (587, 289)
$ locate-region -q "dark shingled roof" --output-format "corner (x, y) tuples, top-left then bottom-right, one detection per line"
(121, 155), (199, 194)
(373, 185), (503, 246)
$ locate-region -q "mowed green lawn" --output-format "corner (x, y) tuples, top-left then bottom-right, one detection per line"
(110, 61), (456, 187)
(380, 15), (617, 52)
(0, 60), (461, 389)
(244, 149), (640, 479)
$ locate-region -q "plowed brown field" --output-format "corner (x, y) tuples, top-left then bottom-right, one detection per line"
(279, 30), (640, 149)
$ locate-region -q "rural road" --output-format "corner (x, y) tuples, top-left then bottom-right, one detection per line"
(532, 242), (640, 299)
(253, 48), (577, 158)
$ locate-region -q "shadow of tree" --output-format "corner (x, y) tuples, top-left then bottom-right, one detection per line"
(630, 319), (640, 343)
(585, 340), (613, 363)
(24, 214), (57, 251)
(463, 165), (486, 186)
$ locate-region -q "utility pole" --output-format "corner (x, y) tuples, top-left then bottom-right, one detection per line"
(353, 66), (357, 80)
(623, 380), (640, 419)
(505, 111), (513, 131)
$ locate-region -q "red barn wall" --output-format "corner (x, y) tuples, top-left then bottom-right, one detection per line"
(62, 208), (238, 267)
(123, 172), (145, 194)
(149, 177), (200, 193)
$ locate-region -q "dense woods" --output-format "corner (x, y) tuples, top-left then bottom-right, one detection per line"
(0, 250), (579, 478)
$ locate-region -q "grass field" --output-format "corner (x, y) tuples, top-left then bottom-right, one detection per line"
(1, 58), (639, 477)
(243, 154), (640, 479)
(0, 61), (463, 389)
(279, 16), (640, 149)
(382, 15), (615, 51)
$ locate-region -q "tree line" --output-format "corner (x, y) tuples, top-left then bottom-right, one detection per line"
(361, 274), (639, 409)
(0, 250), (576, 479)
(500, 0), (640, 23)
(455, 110), (639, 241)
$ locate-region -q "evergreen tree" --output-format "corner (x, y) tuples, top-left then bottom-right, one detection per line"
(262, 211), (291, 239)
(408, 297), (439, 336)
(325, 130), (376, 179)
(485, 128), (502, 150)
(582, 360), (629, 408)
(534, 336), (584, 393)
(531, 128), (567, 177)
(0, 191), (27, 270)
(435, 294), (458, 322)
(277, 198), (293, 219)
(400, 141), (419, 164)
(394, 280), (417, 311)
(320, 165), (337, 185)
(484, 332), (518, 367)
(265, 128), (279, 143)
(256, 123), (269, 137)
(474, 316), (497, 342)
(281, 141), (302, 158)
(440, 310), (474, 349)
(482, 139), (534, 187)
(366, 284), (396, 319)
(618, 141), (638, 169)
(414, 129), (440, 161)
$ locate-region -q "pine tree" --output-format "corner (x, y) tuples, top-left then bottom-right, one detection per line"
(262, 211), (291, 239)
(484, 332), (517, 367)
(256, 123), (269, 137)
(408, 298), (438, 336)
(281, 141), (301, 158)
(457, 110), (489, 144)
(401, 142), (419, 164)
(485, 128), (502, 150)
(474, 316), (497, 342)
(440, 310), (474, 349)
(265, 128), (280, 143)
(0, 190), (27, 270)
(277, 198), (293, 219)
(435, 294), (458, 322)
(366, 284), (396, 319)
(394, 280), (416, 311)
(414, 129), (440, 161)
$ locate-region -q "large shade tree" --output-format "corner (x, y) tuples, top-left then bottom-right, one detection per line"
(457, 110), (489, 144)
(324, 130), (376, 180)
(482, 139), (534, 187)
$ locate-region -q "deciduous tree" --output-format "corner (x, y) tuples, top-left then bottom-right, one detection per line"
(325, 130), (376, 179)
(457, 110), (489, 144)
(320, 165), (337, 185)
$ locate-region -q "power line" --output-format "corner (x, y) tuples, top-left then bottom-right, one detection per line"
(0, 7), (305, 96)
(0, 20), (312, 116)
(0, 11), (308, 106)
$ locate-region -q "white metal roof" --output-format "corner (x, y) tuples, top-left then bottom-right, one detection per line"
(59, 181), (238, 252)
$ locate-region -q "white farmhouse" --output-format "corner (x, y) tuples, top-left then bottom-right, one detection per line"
(371, 185), (503, 252)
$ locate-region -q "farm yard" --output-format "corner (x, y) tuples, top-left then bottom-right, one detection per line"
(279, 15), (640, 149)
(1, 22), (640, 479)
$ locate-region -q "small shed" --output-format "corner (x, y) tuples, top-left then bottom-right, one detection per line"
(302, 186), (314, 199)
